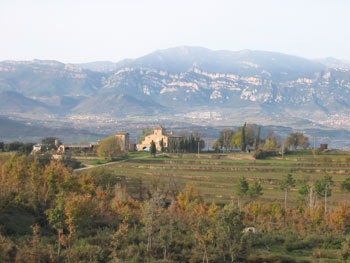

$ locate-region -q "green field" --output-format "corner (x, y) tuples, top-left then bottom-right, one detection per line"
(77, 150), (350, 206)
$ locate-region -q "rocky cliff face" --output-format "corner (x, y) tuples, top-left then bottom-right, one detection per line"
(102, 66), (348, 105)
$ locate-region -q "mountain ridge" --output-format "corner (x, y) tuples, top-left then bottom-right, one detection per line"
(0, 46), (349, 135)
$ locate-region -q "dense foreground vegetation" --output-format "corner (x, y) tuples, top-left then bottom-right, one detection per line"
(1, 151), (350, 262)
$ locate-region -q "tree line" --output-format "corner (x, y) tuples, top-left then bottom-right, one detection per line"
(213, 123), (310, 158)
(99, 125), (310, 160)
(0, 141), (35, 155)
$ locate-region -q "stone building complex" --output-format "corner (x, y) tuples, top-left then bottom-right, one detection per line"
(137, 126), (182, 152)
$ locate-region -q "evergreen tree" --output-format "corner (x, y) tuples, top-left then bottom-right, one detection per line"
(236, 177), (249, 209)
(254, 126), (261, 151)
(241, 122), (247, 151)
(150, 140), (156, 157)
(159, 138), (165, 153)
(248, 181), (263, 202)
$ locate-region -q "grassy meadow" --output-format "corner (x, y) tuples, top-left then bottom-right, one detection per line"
(77, 150), (350, 206)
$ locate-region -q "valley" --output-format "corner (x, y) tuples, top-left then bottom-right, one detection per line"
(0, 47), (349, 149)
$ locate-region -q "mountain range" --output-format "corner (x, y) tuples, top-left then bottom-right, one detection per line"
(0, 46), (349, 146)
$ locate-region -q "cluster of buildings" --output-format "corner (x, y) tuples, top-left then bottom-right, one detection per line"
(114, 126), (182, 152)
(33, 126), (182, 154)
(136, 126), (182, 152)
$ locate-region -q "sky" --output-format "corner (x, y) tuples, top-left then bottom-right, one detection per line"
(0, 0), (349, 63)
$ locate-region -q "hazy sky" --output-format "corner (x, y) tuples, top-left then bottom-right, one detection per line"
(1, 0), (349, 63)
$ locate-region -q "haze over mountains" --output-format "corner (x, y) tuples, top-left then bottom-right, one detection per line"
(0, 46), (349, 146)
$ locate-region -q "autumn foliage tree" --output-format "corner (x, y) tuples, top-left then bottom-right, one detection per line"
(1, 150), (350, 262)
(97, 136), (125, 161)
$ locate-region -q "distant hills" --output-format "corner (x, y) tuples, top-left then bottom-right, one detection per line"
(0, 91), (51, 114)
(0, 116), (102, 143)
(0, 46), (349, 146)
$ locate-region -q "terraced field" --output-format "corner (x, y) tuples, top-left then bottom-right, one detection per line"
(78, 151), (350, 205)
